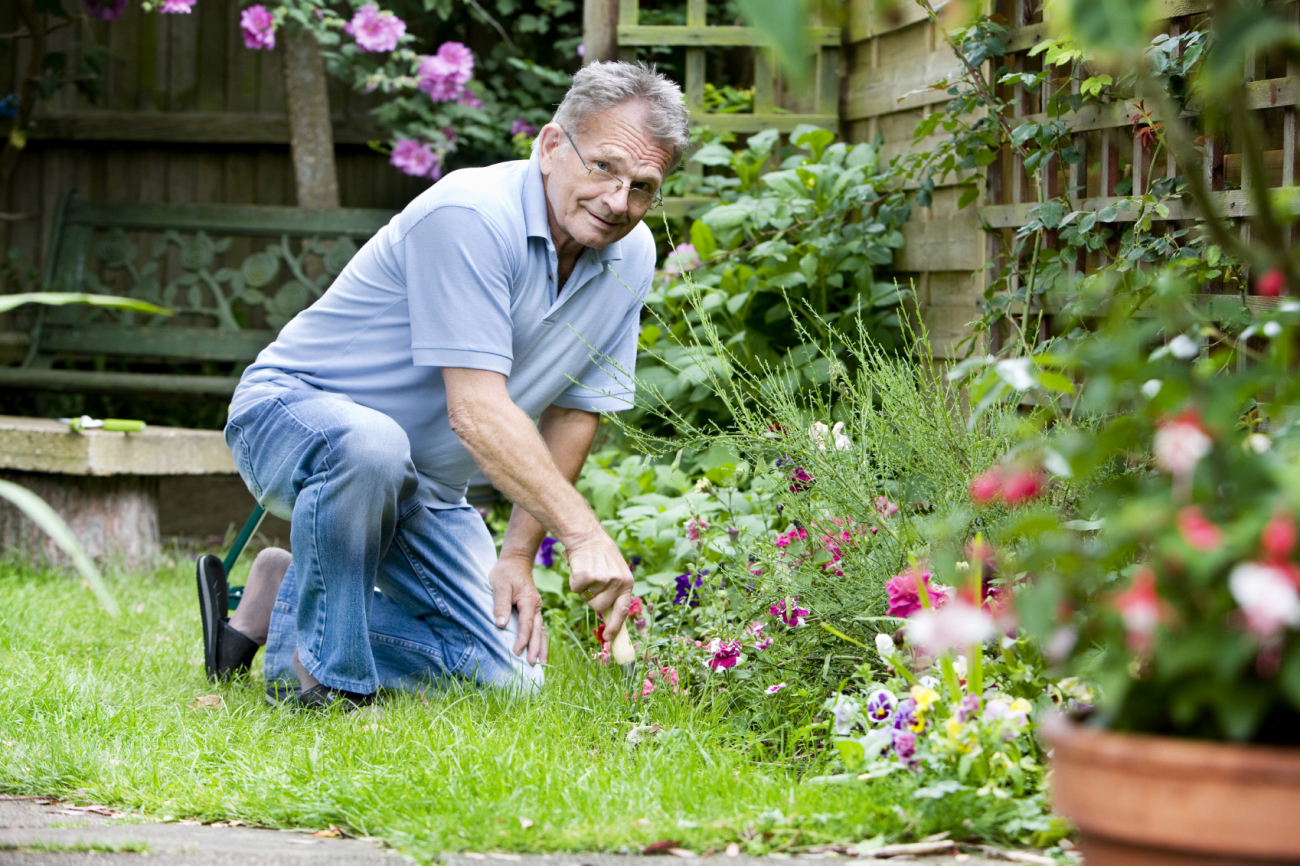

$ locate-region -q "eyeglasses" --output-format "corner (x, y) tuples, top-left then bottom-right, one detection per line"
(561, 128), (663, 210)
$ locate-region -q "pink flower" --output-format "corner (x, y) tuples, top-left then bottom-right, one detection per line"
(346, 4), (406, 52)
(788, 467), (814, 493)
(874, 496), (899, 518)
(663, 243), (700, 276)
(577, 43), (585, 57)
(1115, 567), (1161, 653)
(240, 5), (276, 50)
(706, 638), (743, 671)
(774, 526), (808, 548)
(1176, 506), (1224, 551)
(416, 42), (475, 102)
(641, 678), (656, 698)
(628, 596), (643, 617)
(905, 596), (995, 655)
(1257, 268), (1287, 298)
(886, 567), (947, 619)
(85, 0), (128, 20)
(660, 666), (679, 686)
(754, 637), (773, 651)
(1229, 561), (1300, 638)
(970, 467), (1004, 506)
(685, 516), (708, 543)
(594, 640), (611, 665)
(770, 598), (809, 628)
(1000, 467), (1044, 505)
(511, 118), (537, 138)
(1261, 512), (1297, 561)
(765, 683), (786, 695)
(159, 0), (194, 13)
(435, 41), (474, 83)
(1154, 411), (1212, 476)
(389, 139), (441, 178)
(457, 89), (483, 108)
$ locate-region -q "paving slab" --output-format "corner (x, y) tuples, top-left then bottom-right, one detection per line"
(0, 799), (1041, 866)
(0, 416), (236, 477)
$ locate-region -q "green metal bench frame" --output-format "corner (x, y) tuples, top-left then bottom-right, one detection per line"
(2, 190), (395, 396)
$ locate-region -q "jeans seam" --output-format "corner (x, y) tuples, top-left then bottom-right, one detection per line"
(394, 532), (475, 675)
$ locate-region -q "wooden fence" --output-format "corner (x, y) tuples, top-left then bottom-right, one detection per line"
(0, 0), (425, 287)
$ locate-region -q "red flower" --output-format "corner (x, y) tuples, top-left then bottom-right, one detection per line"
(628, 596), (643, 617)
(1261, 512), (1297, 561)
(1115, 567), (1161, 653)
(1176, 506), (1224, 551)
(1257, 268), (1287, 297)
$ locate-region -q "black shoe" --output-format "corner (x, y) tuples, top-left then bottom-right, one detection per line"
(292, 684), (376, 712)
(264, 681), (300, 708)
(197, 555), (260, 682)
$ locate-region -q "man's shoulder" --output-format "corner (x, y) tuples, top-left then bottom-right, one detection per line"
(393, 159), (530, 239)
(622, 221), (657, 268)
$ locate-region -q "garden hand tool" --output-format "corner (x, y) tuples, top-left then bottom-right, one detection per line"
(59, 415), (146, 433)
(604, 609), (638, 680)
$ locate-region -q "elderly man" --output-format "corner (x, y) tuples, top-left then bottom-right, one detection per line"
(197, 61), (688, 709)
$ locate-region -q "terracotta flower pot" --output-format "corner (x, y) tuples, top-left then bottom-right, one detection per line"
(1045, 716), (1300, 865)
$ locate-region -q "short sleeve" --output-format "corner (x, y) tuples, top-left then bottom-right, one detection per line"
(404, 206), (516, 374)
(552, 268), (648, 414)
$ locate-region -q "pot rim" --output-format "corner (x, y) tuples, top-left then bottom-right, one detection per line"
(1044, 714), (1300, 784)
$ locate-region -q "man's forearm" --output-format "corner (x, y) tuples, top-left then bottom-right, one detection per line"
(498, 405), (599, 562)
(444, 369), (602, 551)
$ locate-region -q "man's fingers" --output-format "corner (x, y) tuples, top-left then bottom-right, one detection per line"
(514, 594), (539, 656)
(602, 592), (632, 636)
(491, 576), (513, 630)
(528, 611), (545, 665)
(539, 619), (549, 665)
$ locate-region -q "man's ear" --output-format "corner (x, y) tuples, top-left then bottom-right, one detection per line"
(537, 124), (563, 176)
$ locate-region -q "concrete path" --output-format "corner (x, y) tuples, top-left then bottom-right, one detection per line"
(0, 799), (1057, 865)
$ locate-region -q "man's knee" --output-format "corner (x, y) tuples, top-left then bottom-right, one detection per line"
(332, 413), (414, 491)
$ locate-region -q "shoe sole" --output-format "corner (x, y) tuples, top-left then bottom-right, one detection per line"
(196, 555), (227, 682)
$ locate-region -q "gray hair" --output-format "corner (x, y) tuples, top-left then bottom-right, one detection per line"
(551, 61), (690, 170)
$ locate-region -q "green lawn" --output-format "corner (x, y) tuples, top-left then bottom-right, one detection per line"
(0, 559), (1028, 862)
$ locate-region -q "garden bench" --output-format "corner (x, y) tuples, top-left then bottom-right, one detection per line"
(1, 190), (396, 396)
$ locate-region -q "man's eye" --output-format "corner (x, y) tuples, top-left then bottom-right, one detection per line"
(594, 161), (611, 172)
(631, 182), (652, 192)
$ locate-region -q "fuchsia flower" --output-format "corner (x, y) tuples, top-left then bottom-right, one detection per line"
(706, 638), (743, 671)
(346, 5), (406, 52)
(1154, 410), (1212, 476)
(1176, 506), (1224, 551)
(389, 139), (442, 179)
(1261, 512), (1297, 560)
(511, 118), (538, 138)
(770, 597), (809, 627)
(874, 496), (900, 518)
(663, 243), (701, 276)
(1229, 562), (1300, 639)
(765, 683), (786, 695)
(970, 468), (1003, 506)
(886, 567), (947, 618)
(1257, 268), (1287, 298)
(971, 464), (1044, 506)
(1115, 567), (1161, 653)
(159, 0), (194, 13)
(85, 0), (129, 20)
(240, 5), (276, 49)
(774, 525), (808, 548)
(788, 467), (814, 493)
(641, 678), (656, 698)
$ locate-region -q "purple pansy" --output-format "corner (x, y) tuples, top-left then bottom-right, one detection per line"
(865, 688), (897, 724)
(534, 536), (558, 568)
(891, 728), (917, 765)
(956, 693), (981, 723)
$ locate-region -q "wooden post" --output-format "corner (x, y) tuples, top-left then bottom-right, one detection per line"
(282, 26), (340, 209)
(583, 0), (619, 65)
(0, 0), (47, 208)
(618, 0), (639, 63)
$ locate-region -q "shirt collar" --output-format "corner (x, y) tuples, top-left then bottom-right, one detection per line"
(522, 151), (624, 263)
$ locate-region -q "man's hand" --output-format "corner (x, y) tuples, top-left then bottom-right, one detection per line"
(566, 533), (634, 635)
(489, 552), (547, 665)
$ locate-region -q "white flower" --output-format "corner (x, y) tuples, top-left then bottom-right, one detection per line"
(1229, 561), (1300, 638)
(810, 421), (830, 451)
(1245, 433), (1272, 454)
(875, 632), (896, 663)
(831, 421), (851, 450)
(1153, 417), (1212, 476)
(1169, 334), (1200, 359)
(905, 598), (995, 655)
(995, 358), (1036, 391)
(1141, 379), (1163, 399)
(828, 694), (861, 735)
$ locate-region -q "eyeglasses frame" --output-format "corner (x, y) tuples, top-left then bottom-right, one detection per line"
(560, 127), (664, 210)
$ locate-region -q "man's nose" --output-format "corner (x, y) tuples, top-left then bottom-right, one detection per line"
(603, 184), (631, 216)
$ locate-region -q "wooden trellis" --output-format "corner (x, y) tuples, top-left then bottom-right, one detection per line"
(611, 0), (844, 216)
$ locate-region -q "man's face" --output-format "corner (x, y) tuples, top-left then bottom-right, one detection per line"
(538, 101), (673, 251)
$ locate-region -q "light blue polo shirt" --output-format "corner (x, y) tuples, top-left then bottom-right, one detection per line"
(231, 152), (654, 508)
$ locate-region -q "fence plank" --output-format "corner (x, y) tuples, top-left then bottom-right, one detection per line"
(845, 52), (966, 119)
(617, 25), (841, 47)
(978, 188), (1300, 228)
(689, 112), (839, 132)
(897, 217), (984, 271)
(17, 111), (383, 144)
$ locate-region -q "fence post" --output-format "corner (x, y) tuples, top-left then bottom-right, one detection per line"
(583, 0), (619, 65)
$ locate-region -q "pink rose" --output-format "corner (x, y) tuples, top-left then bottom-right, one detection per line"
(240, 5), (276, 50)
(346, 4), (406, 52)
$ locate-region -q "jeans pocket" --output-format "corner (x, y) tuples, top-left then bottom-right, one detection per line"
(224, 419), (264, 501)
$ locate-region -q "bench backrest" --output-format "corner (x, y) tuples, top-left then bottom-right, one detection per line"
(31, 191), (397, 367)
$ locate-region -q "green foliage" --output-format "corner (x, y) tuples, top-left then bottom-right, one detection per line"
(639, 126), (913, 430)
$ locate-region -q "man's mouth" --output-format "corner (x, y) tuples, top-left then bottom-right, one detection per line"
(586, 209), (619, 230)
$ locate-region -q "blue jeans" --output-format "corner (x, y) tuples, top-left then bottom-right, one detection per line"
(225, 389), (543, 694)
